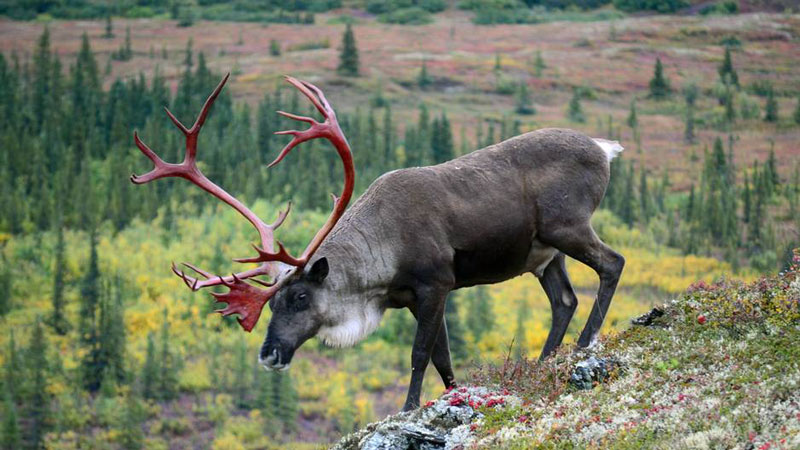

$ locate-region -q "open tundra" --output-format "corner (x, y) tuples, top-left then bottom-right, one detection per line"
(132, 75), (625, 411)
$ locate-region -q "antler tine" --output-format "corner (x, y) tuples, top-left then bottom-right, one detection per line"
(270, 202), (292, 228)
(172, 263), (200, 291)
(276, 111), (317, 125)
(163, 107), (190, 136)
(190, 72), (231, 134)
(284, 75), (327, 116)
(131, 132), (171, 185)
(300, 79), (335, 115)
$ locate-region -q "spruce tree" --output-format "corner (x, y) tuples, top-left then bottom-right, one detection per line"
(513, 299), (530, 359)
(3, 333), (21, 404)
(431, 112), (454, 164)
(718, 46), (738, 87)
(0, 258), (10, 316)
(465, 286), (494, 342)
(567, 89), (585, 123)
(534, 50), (545, 77)
(514, 82), (534, 115)
(125, 27), (132, 59)
(683, 83), (698, 143)
(98, 278), (126, 384)
(274, 373), (298, 432)
(2, 387), (21, 450)
(417, 60), (432, 88)
(104, 14), (114, 39)
(626, 99), (638, 130)
(742, 172), (751, 224)
(620, 162), (636, 227)
(28, 318), (50, 449)
(792, 96), (800, 125)
(157, 310), (179, 400)
(445, 296), (468, 363)
(337, 24), (359, 77)
(141, 332), (158, 400)
(254, 365), (276, 430)
(764, 87), (778, 122)
(382, 105), (395, 168)
(32, 27), (53, 131)
(639, 169), (651, 222)
(77, 32), (100, 92)
(649, 57), (670, 100)
(686, 183), (696, 223)
(766, 146), (779, 188)
(724, 85), (736, 125)
(415, 104), (432, 166)
(50, 218), (69, 334)
(269, 39), (281, 56)
(119, 392), (144, 450)
(80, 230), (103, 391)
(233, 337), (251, 408)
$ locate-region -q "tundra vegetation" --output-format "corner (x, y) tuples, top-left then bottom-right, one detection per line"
(0, 1), (799, 448)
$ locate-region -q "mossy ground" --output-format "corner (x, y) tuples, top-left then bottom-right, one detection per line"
(468, 253), (800, 449)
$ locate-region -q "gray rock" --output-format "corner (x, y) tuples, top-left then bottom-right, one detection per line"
(631, 307), (665, 326)
(331, 386), (519, 450)
(569, 356), (618, 390)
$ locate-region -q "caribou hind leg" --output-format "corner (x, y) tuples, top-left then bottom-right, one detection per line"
(541, 223), (625, 348)
(430, 316), (457, 389)
(537, 252), (579, 359)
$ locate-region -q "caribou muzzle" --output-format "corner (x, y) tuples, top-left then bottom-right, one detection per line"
(259, 340), (295, 371)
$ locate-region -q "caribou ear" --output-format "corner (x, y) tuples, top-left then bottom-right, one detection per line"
(307, 257), (329, 284)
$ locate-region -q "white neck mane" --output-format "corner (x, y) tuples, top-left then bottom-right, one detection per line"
(317, 300), (384, 348)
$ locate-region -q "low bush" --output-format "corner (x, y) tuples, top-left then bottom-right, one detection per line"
(613, 0), (689, 13)
(700, 0), (739, 15)
(379, 7), (434, 25)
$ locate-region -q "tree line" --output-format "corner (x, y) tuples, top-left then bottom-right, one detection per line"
(0, 28), (459, 238)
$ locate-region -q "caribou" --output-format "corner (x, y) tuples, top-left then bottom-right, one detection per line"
(131, 74), (625, 411)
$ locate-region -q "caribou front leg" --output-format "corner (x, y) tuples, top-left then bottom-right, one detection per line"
(409, 305), (457, 391)
(402, 285), (450, 411)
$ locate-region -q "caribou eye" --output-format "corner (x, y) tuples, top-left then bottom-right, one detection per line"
(290, 292), (310, 312)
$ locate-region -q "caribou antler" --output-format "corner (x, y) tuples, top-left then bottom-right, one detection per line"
(131, 73), (354, 331)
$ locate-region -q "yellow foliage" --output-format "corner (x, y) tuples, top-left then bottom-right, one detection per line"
(212, 434), (246, 450)
(179, 360), (213, 392)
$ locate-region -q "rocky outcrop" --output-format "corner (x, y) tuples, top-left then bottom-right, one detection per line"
(330, 386), (521, 450)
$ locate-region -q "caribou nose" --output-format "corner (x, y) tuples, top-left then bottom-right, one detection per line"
(259, 348), (291, 371)
(259, 348), (279, 369)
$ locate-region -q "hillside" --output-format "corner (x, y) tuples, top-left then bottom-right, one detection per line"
(332, 255), (800, 449)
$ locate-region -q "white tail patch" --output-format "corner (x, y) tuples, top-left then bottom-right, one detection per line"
(593, 138), (624, 161)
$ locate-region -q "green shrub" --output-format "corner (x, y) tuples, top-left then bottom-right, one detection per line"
(125, 7), (156, 18)
(613, 0), (689, 13)
(419, 0), (448, 12)
(700, 0), (738, 15)
(472, 7), (537, 24)
(379, 7), (433, 25)
(719, 35), (742, 48)
(738, 93), (761, 120)
(288, 39), (330, 52)
(748, 79), (774, 97)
